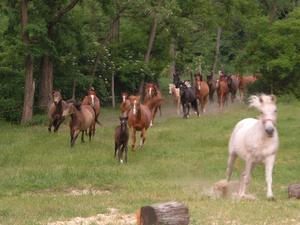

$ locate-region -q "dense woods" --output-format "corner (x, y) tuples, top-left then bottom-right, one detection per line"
(0, 0), (299, 122)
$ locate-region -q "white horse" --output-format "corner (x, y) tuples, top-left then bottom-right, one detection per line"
(226, 94), (279, 199)
(168, 83), (181, 115)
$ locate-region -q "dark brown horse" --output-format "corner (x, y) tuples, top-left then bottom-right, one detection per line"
(207, 74), (217, 103)
(114, 116), (129, 163)
(120, 92), (130, 116)
(48, 90), (70, 132)
(82, 88), (100, 135)
(217, 76), (229, 111)
(128, 95), (163, 150)
(144, 83), (162, 126)
(227, 75), (240, 102)
(195, 77), (209, 114)
(62, 102), (95, 147)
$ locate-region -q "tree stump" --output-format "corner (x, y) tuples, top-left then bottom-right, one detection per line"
(136, 201), (189, 225)
(288, 183), (300, 199)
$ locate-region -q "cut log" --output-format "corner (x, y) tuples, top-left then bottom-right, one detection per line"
(137, 201), (189, 225)
(288, 183), (300, 199)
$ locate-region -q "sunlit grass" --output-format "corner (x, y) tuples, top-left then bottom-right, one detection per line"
(0, 101), (300, 224)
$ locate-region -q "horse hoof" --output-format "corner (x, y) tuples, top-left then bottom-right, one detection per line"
(267, 196), (276, 201)
(120, 159), (124, 164)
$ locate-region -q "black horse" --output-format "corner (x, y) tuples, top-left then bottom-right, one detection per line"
(178, 80), (199, 118)
(227, 75), (240, 103)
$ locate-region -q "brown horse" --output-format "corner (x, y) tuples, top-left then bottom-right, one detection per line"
(48, 90), (70, 132)
(120, 92), (130, 116)
(239, 75), (258, 101)
(82, 88), (100, 135)
(128, 95), (163, 150)
(62, 102), (95, 147)
(168, 83), (181, 115)
(207, 74), (217, 103)
(195, 78), (209, 114)
(144, 83), (162, 126)
(217, 77), (229, 111)
(227, 75), (240, 103)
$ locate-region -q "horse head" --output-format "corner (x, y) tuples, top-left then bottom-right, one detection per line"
(121, 92), (129, 103)
(62, 102), (76, 117)
(168, 84), (175, 95)
(119, 116), (128, 132)
(195, 79), (202, 91)
(52, 90), (62, 105)
(129, 96), (141, 116)
(145, 83), (155, 98)
(86, 89), (97, 107)
(249, 94), (277, 137)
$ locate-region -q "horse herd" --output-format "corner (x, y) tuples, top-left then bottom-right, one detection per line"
(47, 75), (281, 200)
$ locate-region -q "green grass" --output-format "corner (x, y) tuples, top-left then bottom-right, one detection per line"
(1, 102), (300, 224)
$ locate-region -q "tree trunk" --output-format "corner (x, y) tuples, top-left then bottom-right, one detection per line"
(169, 38), (176, 80)
(137, 201), (189, 225)
(39, 52), (53, 110)
(20, 0), (35, 123)
(211, 26), (222, 79)
(139, 8), (160, 95)
(38, 0), (80, 109)
(72, 79), (76, 100)
(111, 73), (115, 108)
(21, 55), (35, 123)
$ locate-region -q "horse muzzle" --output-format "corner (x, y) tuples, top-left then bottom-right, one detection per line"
(265, 126), (274, 137)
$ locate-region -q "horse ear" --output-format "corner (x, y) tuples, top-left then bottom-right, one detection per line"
(271, 94), (276, 103)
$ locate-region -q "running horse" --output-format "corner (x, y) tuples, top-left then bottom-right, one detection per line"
(216, 75), (229, 111)
(144, 83), (162, 126)
(128, 95), (163, 150)
(168, 83), (181, 115)
(194, 74), (209, 114)
(120, 92), (130, 116)
(207, 74), (217, 103)
(227, 75), (240, 103)
(239, 75), (258, 101)
(82, 87), (100, 136)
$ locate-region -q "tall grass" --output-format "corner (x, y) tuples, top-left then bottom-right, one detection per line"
(0, 101), (300, 224)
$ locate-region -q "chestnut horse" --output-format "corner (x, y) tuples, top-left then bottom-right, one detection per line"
(144, 83), (162, 126)
(82, 88), (100, 135)
(128, 95), (163, 150)
(169, 83), (181, 115)
(120, 92), (130, 116)
(216, 77), (229, 111)
(239, 75), (257, 101)
(62, 102), (95, 147)
(195, 78), (209, 114)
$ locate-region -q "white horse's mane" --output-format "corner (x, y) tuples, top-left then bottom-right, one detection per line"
(249, 94), (276, 109)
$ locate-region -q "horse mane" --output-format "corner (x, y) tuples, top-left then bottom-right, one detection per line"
(249, 94), (276, 110)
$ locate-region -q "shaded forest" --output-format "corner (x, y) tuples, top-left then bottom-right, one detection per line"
(0, 0), (299, 122)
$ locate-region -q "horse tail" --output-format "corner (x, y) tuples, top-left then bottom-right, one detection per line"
(91, 106), (102, 126)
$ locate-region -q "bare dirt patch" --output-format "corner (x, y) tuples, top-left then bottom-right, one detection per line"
(47, 208), (136, 225)
(24, 188), (111, 197)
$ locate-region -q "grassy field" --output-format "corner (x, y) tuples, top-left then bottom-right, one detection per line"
(1, 99), (300, 225)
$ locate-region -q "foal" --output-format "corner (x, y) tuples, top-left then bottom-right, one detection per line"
(114, 116), (129, 163)
(225, 94), (279, 199)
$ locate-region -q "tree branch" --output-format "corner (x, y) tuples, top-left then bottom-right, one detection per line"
(50, 0), (80, 26)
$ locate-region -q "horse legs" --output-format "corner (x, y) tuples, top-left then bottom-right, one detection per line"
(191, 100), (199, 117)
(131, 128), (136, 151)
(118, 145), (123, 163)
(176, 99), (180, 115)
(54, 117), (64, 132)
(48, 119), (53, 132)
(81, 131), (85, 143)
(226, 153), (237, 181)
(182, 103), (188, 118)
(264, 155), (276, 199)
(125, 145), (128, 163)
(140, 128), (146, 148)
(238, 159), (253, 198)
(114, 142), (118, 159)
(71, 129), (80, 147)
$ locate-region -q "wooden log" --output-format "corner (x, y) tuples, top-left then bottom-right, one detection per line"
(288, 183), (300, 199)
(137, 201), (189, 225)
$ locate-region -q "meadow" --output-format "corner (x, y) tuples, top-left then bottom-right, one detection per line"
(0, 99), (300, 225)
